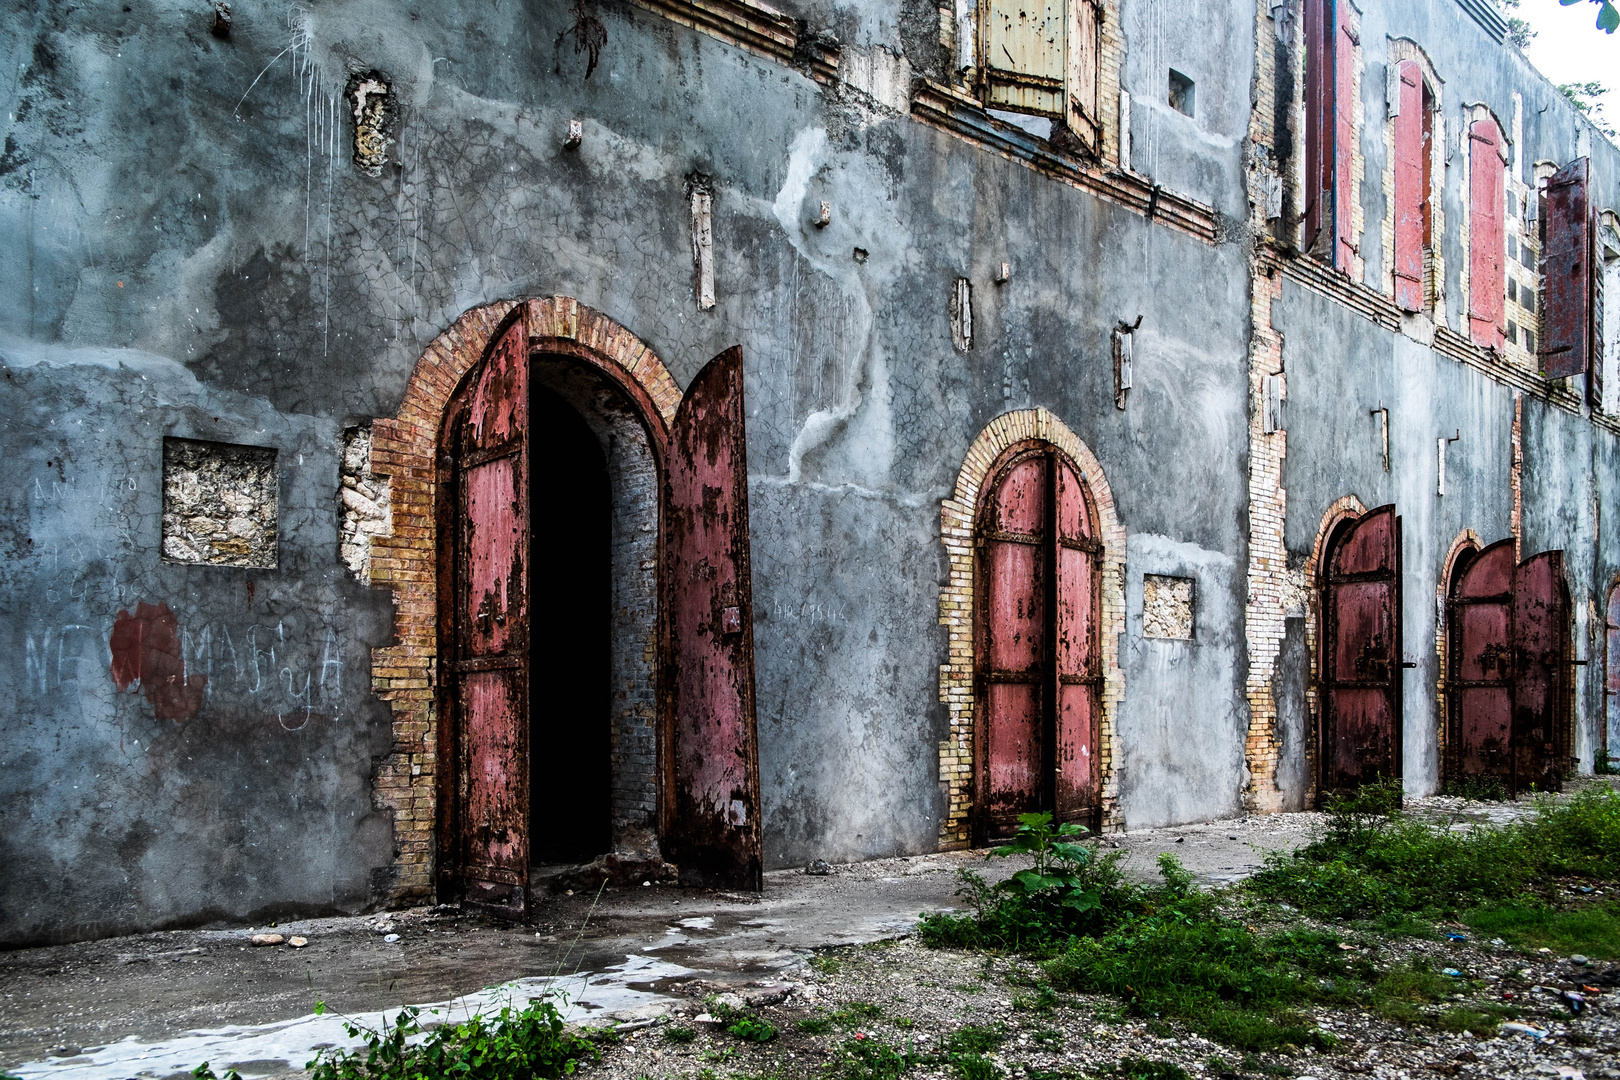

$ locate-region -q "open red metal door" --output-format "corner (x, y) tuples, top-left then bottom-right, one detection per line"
(1320, 505), (1403, 796)
(438, 313), (531, 918)
(1448, 539), (1515, 786)
(1513, 550), (1571, 792)
(976, 447), (1100, 841)
(661, 346), (762, 890)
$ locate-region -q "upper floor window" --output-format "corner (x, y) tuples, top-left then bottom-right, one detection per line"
(1467, 114), (1508, 349)
(1305, 0), (1356, 272)
(1390, 58), (1436, 312)
(971, 0), (1103, 155)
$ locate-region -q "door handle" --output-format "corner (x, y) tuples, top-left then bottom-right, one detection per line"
(1402, 661), (1417, 668)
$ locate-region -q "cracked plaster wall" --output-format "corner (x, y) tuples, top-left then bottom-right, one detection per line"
(0, 0), (1255, 941)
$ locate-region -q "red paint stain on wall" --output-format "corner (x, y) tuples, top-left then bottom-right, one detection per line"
(109, 601), (207, 721)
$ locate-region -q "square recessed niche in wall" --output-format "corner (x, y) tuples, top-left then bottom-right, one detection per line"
(162, 438), (279, 568)
(1168, 69), (1195, 117)
(1143, 574), (1195, 640)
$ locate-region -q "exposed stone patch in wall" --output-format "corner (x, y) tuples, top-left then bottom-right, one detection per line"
(161, 438), (278, 569)
(1142, 575), (1195, 640)
(346, 70), (395, 176)
(339, 425), (392, 581)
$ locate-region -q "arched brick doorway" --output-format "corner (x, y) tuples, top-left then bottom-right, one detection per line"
(365, 298), (763, 917)
(973, 440), (1104, 842)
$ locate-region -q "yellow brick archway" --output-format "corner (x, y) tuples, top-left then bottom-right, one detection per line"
(936, 408), (1127, 848)
(364, 297), (682, 903)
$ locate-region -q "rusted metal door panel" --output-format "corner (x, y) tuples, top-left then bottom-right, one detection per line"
(1469, 118), (1506, 349)
(1393, 61), (1425, 312)
(1513, 550), (1569, 791)
(662, 346), (762, 890)
(982, 0), (1066, 115)
(980, 453), (1049, 838)
(1332, 0), (1355, 272)
(1052, 458), (1099, 825)
(441, 313), (530, 919)
(1606, 587), (1619, 768)
(977, 448), (1100, 839)
(1449, 540), (1514, 783)
(1541, 157), (1592, 380)
(1304, 0), (1330, 251)
(1321, 505), (1402, 796)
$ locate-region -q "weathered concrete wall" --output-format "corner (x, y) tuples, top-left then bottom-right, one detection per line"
(0, 0), (1252, 942)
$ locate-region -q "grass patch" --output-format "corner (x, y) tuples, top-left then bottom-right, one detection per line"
(727, 1015), (778, 1043)
(950, 1055), (1002, 1080)
(828, 1035), (922, 1080)
(1250, 783), (1620, 921)
(833, 1002), (884, 1027)
(663, 1025), (697, 1044)
(1462, 900), (1620, 959)
(1103, 1060), (1191, 1080)
(797, 1016), (834, 1035)
(272, 998), (594, 1080)
(944, 1025), (1005, 1054)
(810, 955), (845, 975)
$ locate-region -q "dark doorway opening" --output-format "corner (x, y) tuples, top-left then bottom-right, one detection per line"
(528, 385), (612, 864)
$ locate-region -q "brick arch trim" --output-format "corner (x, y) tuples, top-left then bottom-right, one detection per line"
(1435, 529), (1484, 769)
(936, 408), (1127, 848)
(364, 296), (682, 904)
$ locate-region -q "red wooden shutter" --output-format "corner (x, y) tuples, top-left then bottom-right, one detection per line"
(1468, 118), (1506, 349)
(1513, 550), (1569, 792)
(1541, 157), (1593, 380)
(662, 346), (763, 890)
(979, 453), (1050, 840)
(1447, 539), (1515, 785)
(443, 313), (530, 919)
(1332, 0), (1356, 273)
(1320, 505), (1402, 795)
(1051, 457), (1101, 828)
(1303, 0), (1330, 253)
(1392, 61), (1425, 311)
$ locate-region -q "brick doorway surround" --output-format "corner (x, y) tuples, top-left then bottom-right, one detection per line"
(936, 408), (1127, 848)
(364, 297), (682, 904)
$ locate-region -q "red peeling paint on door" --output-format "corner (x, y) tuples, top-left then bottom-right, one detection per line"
(109, 601), (207, 722)
(661, 346), (762, 890)
(976, 444), (1101, 841)
(1446, 541), (1571, 794)
(1392, 60), (1425, 312)
(1320, 505), (1402, 796)
(438, 311), (531, 919)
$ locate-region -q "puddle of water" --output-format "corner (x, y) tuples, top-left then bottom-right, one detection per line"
(675, 916), (714, 930)
(6, 956), (696, 1080)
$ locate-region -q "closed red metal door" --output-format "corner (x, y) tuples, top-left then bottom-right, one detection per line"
(439, 312), (531, 917)
(1605, 587), (1619, 771)
(976, 447), (1100, 841)
(1448, 539), (1515, 785)
(661, 346), (762, 890)
(1052, 457), (1102, 827)
(1320, 505), (1402, 795)
(1513, 550), (1570, 791)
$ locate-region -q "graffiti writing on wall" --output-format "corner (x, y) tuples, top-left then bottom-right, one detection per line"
(24, 605), (348, 729)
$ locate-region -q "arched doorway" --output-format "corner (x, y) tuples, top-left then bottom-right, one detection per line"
(430, 305), (763, 918)
(973, 440), (1102, 842)
(1445, 539), (1573, 794)
(1318, 504), (1403, 798)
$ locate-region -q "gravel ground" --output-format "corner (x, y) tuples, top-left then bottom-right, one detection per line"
(579, 929), (1618, 1080)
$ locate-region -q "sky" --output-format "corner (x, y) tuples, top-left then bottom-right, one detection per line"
(1517, 0), (1620, 136)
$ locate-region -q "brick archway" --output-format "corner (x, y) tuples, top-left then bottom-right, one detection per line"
(936, 408), (1127, 847)
(364, 297), (682, 903)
